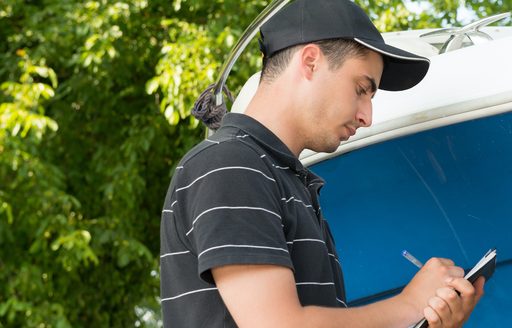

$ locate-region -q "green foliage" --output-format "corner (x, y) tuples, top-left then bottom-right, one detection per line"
(0, 0), (508, 327)
(466, 0), (512, 18)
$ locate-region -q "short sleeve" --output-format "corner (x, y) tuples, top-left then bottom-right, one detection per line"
(174, 140), (293, 284)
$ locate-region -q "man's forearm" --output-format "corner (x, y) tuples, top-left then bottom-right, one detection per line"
(214, 264), (423, 328)
(296, 294), (420, 328)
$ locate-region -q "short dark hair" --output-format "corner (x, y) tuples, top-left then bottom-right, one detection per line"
(260, 38), (370, 83)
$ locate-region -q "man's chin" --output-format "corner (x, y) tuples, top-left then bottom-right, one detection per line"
(314, 142), (341, 154)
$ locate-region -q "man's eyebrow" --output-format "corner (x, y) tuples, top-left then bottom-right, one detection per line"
(363, 75), (377, 93)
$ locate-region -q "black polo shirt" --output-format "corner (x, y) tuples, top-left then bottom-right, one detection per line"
(160, 113), (346, 327)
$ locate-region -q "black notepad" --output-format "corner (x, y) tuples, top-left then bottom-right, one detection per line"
(412, 248), (497, 328)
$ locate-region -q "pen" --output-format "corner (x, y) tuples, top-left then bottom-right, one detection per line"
(402, 250), (423, 269)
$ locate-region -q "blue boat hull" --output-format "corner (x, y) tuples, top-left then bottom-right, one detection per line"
(310, 111), (512, 326)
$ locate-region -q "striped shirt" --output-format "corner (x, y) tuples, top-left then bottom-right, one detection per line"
(160, 113), (345, 327)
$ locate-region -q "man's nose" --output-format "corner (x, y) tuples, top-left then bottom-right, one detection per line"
(356, 100), (373, 127)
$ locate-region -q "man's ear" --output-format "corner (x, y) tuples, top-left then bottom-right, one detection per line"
(299, 44), (322, 80)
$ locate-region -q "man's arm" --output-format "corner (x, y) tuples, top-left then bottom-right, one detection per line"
(212, 258), (483, 328)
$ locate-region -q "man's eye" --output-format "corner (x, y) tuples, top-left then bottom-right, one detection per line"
(357, 87), (367, 96)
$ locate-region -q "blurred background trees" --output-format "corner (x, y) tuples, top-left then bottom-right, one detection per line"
(0, 0), (510, 326)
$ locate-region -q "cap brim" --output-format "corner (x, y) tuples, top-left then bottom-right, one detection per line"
(354, 38), (430, 91)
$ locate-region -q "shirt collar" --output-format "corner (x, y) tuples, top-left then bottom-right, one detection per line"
(219, 113), (305, 173)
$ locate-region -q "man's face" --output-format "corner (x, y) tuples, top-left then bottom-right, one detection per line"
(303, 50), (384, 153)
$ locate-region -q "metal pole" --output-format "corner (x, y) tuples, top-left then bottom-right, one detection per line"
(213, 0), (291, 107)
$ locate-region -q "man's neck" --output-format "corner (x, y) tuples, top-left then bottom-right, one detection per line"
(244, 80), (306, 157)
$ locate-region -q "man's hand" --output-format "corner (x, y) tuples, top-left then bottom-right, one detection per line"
(400, 257), (466, 316)
(424, 276), (485, 327)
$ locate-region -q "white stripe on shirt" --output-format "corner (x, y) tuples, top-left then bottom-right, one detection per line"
(296, 282), (335, 286)
(287, 239), (326, 245)
(186, 206), (282, 236)
(161, 287), (218, 302)
(329, 253), (342, 267)
(198, 244), (289, 258)
(272, 164), (290, 170)
(204, 139), (220, 144)
(281, 197), (314, 210)
(160, 251), (190, 258)
(336, 298), (348, 307)
(176, 166), (276, 193)
(162, 200), (178, 214)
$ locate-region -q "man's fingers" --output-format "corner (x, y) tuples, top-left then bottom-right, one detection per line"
(423, 258), (465, 279)
(424, 305), (442, 328)
(420, 261), (485, 328)
(428, 295), (452, 318)
(424, 257), (454, 267)
(436, 287), (462, 314)
(434, 258), (455, 266)
(448, 276), (484, 309)
(449, 277), (475, 297)
(473, 276), (486, 301)
(446, 266), (465, 280)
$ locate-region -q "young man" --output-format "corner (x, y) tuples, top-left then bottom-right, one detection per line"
(160, 0), (485, 327)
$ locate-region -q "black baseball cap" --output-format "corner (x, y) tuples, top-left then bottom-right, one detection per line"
(259, 0), (430, 91)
